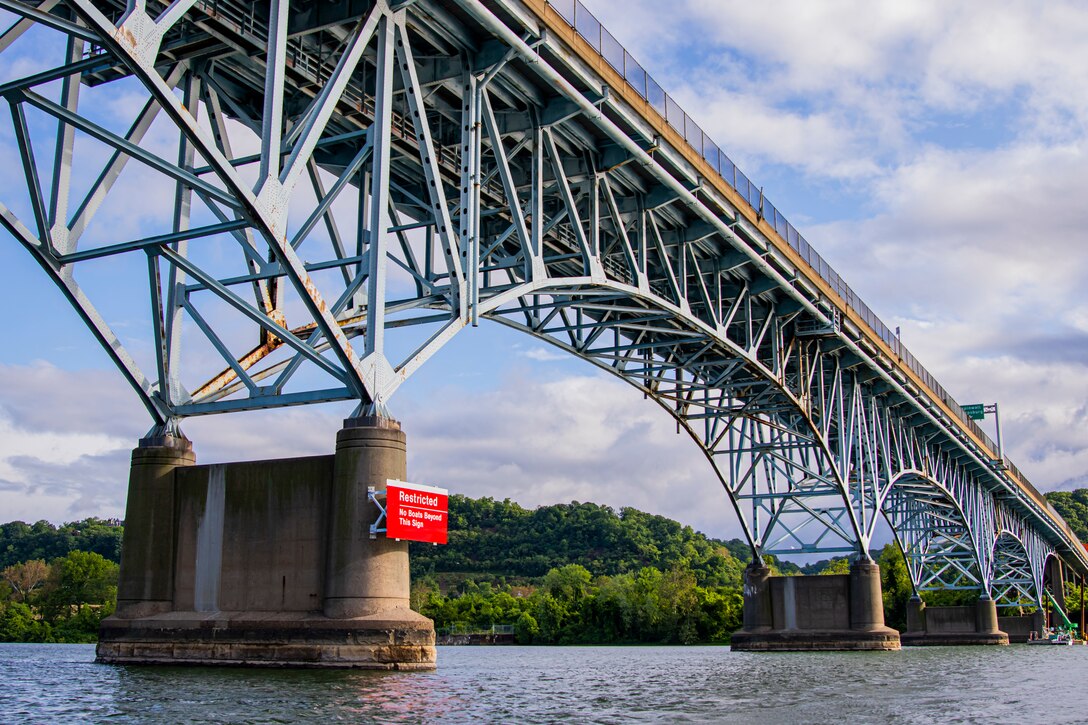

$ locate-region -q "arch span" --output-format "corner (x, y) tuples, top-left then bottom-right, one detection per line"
(882, 469), (987, 597)
(990, 532), (1036, 608)
(483, 281), (871, 564)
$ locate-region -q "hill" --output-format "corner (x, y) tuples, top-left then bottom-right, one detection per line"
(1045, 490), (1088, 543)
(0, 519), (123, 570)
(408, 496), (750, 589)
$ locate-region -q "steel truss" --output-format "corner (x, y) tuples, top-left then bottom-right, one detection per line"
(0, 0), (1081, 605)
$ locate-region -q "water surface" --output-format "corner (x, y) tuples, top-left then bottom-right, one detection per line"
(1, 643), (1083, 723)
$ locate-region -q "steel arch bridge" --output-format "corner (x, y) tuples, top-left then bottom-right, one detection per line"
(0, 0), (1083, 609)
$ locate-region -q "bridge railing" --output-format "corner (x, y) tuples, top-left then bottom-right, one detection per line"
(545, 0), (1084, 548)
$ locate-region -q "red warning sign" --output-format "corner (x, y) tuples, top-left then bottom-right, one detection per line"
(386, 480), (449, 544)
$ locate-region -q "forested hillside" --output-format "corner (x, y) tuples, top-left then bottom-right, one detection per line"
(11, 487), (1057, 644)
(406, 496), (761, 643)
(409, 496), (750, 588)
(1046, 490), (1088, 543)
(0, 519), (123, 569)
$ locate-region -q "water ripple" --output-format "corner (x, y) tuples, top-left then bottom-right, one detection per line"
(1, 643), (1085, 724)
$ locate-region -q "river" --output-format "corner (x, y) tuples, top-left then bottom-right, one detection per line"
(1, 643), (1085, 723)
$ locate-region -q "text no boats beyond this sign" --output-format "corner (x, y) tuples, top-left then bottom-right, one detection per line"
(386, 480), (449, 544)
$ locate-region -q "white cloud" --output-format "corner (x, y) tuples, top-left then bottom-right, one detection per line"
(401, 372), (740, 537)
(0, 412), (128, 485)
(587, 0), (1088, 181)
(0, 362), (743, 539)
(520, 347), (567, 362)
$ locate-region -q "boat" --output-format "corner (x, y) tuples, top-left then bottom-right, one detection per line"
(1026, 591), (1080, 645)
(1027, 628), (1075, 645)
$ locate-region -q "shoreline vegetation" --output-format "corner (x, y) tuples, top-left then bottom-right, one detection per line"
(0, 519), (121, 643)
(408, 496), (914, 644)
(3, 490), (1087, 644)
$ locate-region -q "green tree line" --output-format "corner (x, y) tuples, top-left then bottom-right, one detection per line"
(1046, 490), (1088, 543)
(1, 550), (119, 642)
(2, 489), (1085, 644)
(0, 519), (123, 642)
(415, 563), (745, 645)
(0, 518), (123, 569)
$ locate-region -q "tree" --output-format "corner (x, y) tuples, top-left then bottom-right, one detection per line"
(542, 564), (593, 602)
(515, 611), (539, 644)
(817, 558), (851, 575)
(1, 559), (49, 603)
(1046, 491), (1088, 544)
(877, 543), (913, 631)
(533, 593), (569, 644)
(41, 550), (118, 626)
(0, 602), (53, 643)
(0, 518), (123, 569)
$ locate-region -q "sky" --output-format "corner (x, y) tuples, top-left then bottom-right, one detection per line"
(0, 1), (1086, 545)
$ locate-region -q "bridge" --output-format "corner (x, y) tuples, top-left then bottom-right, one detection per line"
(0, 0), (1084, 662)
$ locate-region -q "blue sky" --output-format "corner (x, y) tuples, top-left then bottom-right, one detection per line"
(1, 1), (1087, 543)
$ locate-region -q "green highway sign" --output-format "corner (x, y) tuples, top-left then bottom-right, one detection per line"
(963, 404), (986, 420)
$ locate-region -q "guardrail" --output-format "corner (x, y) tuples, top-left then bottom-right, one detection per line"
(544, 0), (1081, 550)
(440, 623), (516, 636)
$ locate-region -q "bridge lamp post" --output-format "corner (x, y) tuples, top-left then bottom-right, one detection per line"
(963, 402), (1003, 462)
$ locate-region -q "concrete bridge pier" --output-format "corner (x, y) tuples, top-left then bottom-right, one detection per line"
(901, 595), (1009, 645)
(998, 610), (1047, 643)
(114, 433), (195, 619)
(1048, 557), (1066, 629)
(96, 417), (436, 669)
(731, 560), (901, 651)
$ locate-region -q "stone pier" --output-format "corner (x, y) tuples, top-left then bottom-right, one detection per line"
(730, 560), (901, 651)
(901, 596), (1009, 646)
(96, 417), (436, 669)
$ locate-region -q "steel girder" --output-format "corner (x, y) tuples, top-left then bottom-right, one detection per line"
(0, 0), (1081, 606)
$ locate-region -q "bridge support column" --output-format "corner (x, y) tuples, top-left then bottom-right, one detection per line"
(731, 560), (901, 651)
(97, 418), (435, 669)
(741, 564), (773, 632)
(1048, 557), (1066, 629)
(907, 596), (925, 634)
(114, 434), (195, 618)
(998, 610), (1047, 643)
(902, 595), (1009, 646)
(322, 416), (436, 653)
(325, 417), (412, 617)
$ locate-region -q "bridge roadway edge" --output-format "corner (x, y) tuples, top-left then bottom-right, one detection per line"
(95, 419), (436, 670)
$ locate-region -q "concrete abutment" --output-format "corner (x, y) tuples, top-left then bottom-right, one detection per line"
(96, 418), (436, 669)
(901, 596), (1010, 646)
(731, 561), (901, 651)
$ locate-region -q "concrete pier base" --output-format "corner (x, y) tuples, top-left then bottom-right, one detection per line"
(96, 418), (436, 669)
(901, 596), (1009, 646)
(96, 611), (435, 669)
(999, 612), (1047, 644)
(730, 561), (901, 651)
